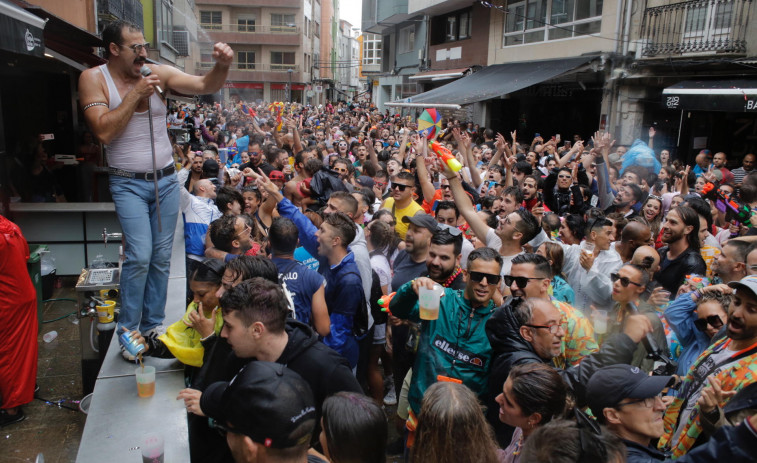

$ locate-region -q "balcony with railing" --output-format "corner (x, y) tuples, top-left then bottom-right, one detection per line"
(639, 0), (752, 57)
(198, 24), (301, 46)
(197, 0), (301, 7)
(195, 61), (303, 82)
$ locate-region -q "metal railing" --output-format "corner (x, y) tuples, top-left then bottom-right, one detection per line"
(196, 62), (300, 72)
(199, 23), (299, 35)
(640, 0), (752, 56)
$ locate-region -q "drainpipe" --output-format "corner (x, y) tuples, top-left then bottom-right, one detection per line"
(614, 0), (623, 55)
(622, 0), (633, 56)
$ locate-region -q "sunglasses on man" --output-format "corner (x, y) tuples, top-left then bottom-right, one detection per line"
(468, 271), (501, 285)
(503, 275), (546, 289)
(391, 183), (411, 192)
(610, 273), (643, 287)
(693, 315), (724, 332)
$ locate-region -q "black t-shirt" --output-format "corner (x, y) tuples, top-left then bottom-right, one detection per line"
(655, 246), (707, 294)
(391, 250), (428, 291)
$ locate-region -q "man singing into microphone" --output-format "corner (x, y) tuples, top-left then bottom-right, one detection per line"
(78, 20), (233, 360)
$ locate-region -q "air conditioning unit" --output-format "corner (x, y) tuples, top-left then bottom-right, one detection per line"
(173, 30), (190, 57)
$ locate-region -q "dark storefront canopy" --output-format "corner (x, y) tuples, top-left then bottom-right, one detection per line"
(0, 0), (45, 57)
(406, 56), (595, 106)
(662, 80), (757, 112)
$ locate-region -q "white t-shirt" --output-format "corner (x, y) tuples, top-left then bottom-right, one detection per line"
(370, 254), (392, 293)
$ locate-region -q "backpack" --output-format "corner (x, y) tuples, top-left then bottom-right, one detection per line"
(369, 269), (387, 326)
(309, 167), (349, 209)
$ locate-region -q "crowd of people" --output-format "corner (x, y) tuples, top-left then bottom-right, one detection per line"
(126, 97), (757, 463)
(6, 40), (757, 460)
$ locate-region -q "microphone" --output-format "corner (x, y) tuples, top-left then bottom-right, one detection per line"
(139, 65), (165, 98)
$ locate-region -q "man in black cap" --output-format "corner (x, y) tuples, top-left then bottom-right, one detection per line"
(200, 361), (326, 463)
(387, 213), (438, 413)
(586, 364), (674, 462)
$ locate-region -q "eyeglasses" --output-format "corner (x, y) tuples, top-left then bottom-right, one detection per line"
(615, 393), (664, 409)
(235, 224), (252, 239)
(557, 174), (572, 179)
(694, 315), (724, 332)
(468, 271), (501, 285)
(648, 194), (663, 202)
(374, 181), (386, 188)
(610, 273), (643, 287)
(391, 183), (411, 191)
(503, 275), (546, 289)
(440, 184), (451, 190)
(121, 42), (150, 53)
(333, 167), (347, 173)
(525, 317), (567, 335)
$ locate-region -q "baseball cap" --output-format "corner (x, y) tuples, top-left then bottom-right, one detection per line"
(586, 364), (673, 416)
(723, 381), (757, 417)
(727, 274), (757, 297)
(402, 213), (440, 233)
(269, 170), (285, 181)
(202, 159), (219, 177)
(201, 361), (316, 449)
(357, 175), (374, 188)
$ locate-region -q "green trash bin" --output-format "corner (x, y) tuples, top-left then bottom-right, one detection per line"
(27, 244), (49, 328)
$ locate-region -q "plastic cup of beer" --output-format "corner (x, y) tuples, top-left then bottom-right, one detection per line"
(135, 366), (156, 398)
(141, 432), (164, 463)
(582, 241), (596, 257)
(419, 284), (443, 321)
(592, 309), (609, 335)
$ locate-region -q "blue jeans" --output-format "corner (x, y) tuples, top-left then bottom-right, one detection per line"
(109, 173), (180, 334)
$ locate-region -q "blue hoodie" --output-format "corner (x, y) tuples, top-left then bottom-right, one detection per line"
(277, 197), (362, 368)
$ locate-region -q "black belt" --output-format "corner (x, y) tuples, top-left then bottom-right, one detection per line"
(108, 165), (175, 181)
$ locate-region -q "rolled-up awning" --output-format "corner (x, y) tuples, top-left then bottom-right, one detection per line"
(409, 67), (471, 81)
(405, 56), (594, 106)
(0, 0), (45, 57)
(662, 80), (757, 112)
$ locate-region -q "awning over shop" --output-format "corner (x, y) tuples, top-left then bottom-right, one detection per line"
(406, 56), (594, 106)
(662, 80), (757, 112)
(23, 4), (105, 69)
(0, 0), (45, 57)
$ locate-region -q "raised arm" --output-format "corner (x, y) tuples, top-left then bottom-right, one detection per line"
(592, 131), (616, 210)
(253, 168), (319, 256)
(364, 138), (379, 171)
(287, 118), (303, 155)
(414, 142), (437, 206)
(557, 141), (583, 168)
(159, 43), (233, 96)
(397, 130), (410, 166)
(446, 164), (492, 243)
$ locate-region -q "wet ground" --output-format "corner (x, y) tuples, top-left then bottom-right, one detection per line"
(3, 278), (405, 462)
(4, 279), (85, 462)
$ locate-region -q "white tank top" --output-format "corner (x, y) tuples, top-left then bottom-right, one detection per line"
(99, 64), (173, 172)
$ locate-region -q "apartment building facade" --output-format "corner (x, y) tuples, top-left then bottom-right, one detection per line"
(622, 0), (757, 160)
(191, 0), (313, 103)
